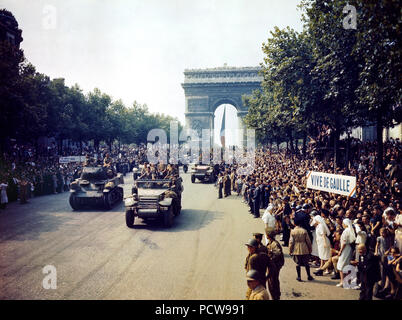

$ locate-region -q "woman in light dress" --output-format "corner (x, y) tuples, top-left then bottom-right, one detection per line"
(336, 218), (356, 287)
(0, 181), (8, 209)
(312, 215), (331, 269)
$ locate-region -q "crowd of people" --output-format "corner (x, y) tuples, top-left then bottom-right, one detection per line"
(0, 141), (149, 208)
(214, 138), (401, 300)
(1, 135), (401, 300)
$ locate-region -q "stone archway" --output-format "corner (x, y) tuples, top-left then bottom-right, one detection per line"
(181, 66), (262, 146)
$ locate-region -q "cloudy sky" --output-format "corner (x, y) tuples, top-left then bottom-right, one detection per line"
(2, 0), (304, 145)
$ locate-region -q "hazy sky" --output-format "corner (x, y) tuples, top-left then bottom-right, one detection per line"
(2, 0), (304, 145)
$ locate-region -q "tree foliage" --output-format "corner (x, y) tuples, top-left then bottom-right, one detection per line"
(0, 14), (182, 154)
(244, 0), (401, 171)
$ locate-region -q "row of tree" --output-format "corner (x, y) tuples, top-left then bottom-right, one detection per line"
(0, 18), (181, 155)
(244, 0), (401, 172)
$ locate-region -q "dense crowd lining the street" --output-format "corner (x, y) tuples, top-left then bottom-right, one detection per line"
(1, 135), (401, 300)
(0, 141), (149, 205)
(215, 138), (401, 300)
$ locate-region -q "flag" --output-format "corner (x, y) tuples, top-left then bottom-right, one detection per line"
(220, 106), (226, 148)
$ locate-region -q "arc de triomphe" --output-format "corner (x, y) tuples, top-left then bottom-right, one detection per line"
(181, 66), (262, 146)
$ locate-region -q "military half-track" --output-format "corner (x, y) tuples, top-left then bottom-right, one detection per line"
(69, 166), (124, 210)
(124, 178), (183, 228)
(190, 164), (216, 183)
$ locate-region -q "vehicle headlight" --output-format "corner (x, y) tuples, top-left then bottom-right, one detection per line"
(124, 197), (137, 207)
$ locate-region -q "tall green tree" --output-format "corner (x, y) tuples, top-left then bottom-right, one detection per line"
(354, 0), (402, 173)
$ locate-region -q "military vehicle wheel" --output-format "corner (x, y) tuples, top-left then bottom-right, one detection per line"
(69, 194), (80, 211)
(118, 187), (124, 202)
(104, 192), (113, 210)
(173, 203), (181, 216)
(163, 206), (174, 228)
(191, 175), (195, 183)
(126, 209), (135, 228)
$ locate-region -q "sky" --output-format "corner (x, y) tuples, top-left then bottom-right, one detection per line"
(1, 0), (304, 146)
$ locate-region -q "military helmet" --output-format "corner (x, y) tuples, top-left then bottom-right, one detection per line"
(246, 269), (263, 281)
(245, 238), (259, 248)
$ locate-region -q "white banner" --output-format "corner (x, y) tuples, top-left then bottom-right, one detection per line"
(59, 156), (86, 163)
(306, 171), (357, 197)
(59, 157), (70, 164)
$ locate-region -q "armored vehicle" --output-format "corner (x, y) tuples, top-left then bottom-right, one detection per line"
(124, 178), (183, 228)
(190, 164), (216, 183)
(69, 166), (124, 210)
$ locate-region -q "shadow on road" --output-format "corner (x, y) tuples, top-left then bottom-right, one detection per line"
(128, 209), (224, 233)
(0, 208), (73, 242)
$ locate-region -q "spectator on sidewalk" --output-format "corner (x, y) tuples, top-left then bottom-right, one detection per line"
(336, 219), (356, 288)
(289, 220), (314, 282)
(350, 244), (381, 300)
(0, 180), (8, 209)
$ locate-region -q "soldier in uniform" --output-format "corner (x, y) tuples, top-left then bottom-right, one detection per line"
(253, 233), (268, 254)
(164, 182), (180, 215)
(103, 153), (112, 168)
(217, 173), (223, 199)
(265, 229), (284, 300)
(224, 171), (231, 197)
(19, 176), (28, 204)
(244, 238), (270, 299)
(230, 170), (236, 192)
(246, 270), (270, 300)
(84, 154), (95, 167)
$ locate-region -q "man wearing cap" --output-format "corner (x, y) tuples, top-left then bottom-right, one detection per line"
(289, 220), (314, 281)
(244, 238), (270, 299)
(246, 270), (270, 300)
(252, 182), (261, 218)
(253, 233), (268, 254)
(247, 180), (255, 215)
(294, 203), (314, 241)
(282, 196), (292, 216)
(265, 229), (283, 300)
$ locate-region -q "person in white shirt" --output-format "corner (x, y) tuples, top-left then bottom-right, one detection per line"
(355, 221), (368, 260)
(262, 204), (276, 244)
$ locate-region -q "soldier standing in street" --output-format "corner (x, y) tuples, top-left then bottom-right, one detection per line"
(230, 170), (236, 192)
(246, 270), (270, 300)
(253, 233), (268, 254)
(289, 220), (314, 282)
(265, 229), (284, 300)
(19, 176), (28, 204)
(244, 239), (270, 299)
(224, 171), (231, 197)
(218, 173), (223, 199)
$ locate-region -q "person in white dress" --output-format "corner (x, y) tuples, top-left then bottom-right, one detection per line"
(313, 215), (331, 266)
(0, 181), (9, 209)
(310, 214), (320, 263)
(336, 218), (356, 287)
(395, 213), (402, 253)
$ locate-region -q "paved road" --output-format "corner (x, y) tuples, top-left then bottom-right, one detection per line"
(0, 171), (359, 300)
